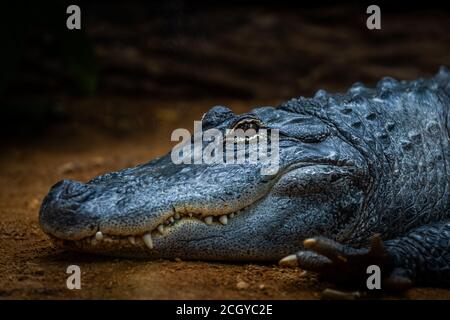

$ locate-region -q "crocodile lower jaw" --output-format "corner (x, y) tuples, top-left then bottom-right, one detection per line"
(50, 204), (251, 251)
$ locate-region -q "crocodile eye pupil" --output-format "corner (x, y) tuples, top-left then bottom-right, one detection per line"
(233, 119), (262, 131)
(240, 123), (256, 130)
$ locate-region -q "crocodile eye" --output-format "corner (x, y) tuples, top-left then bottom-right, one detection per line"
(227, 117), (266, 143)
(231, 118), (264, 131)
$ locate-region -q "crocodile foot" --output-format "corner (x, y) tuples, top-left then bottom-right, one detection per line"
(279, 234), (412, 293)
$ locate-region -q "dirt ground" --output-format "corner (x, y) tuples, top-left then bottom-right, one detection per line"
(0, 97), (449, 300)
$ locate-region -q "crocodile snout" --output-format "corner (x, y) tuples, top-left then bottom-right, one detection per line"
(39, 179), (100, 240)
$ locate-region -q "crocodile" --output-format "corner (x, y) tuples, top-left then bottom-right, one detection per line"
(39, 68), (450, 289)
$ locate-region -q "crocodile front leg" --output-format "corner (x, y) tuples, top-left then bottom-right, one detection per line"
(279, 220), (450, 291)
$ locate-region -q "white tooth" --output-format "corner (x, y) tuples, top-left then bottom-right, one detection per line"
(188, 213), (193, 217)
(174, 213), (181, 220)
(128, 236), (136, 245)
(95, 231), (103, 241)
(204, 216), (213, 225)
(169, 217), (175, 223)
(157, 224), (164, 234)
(229, 213), (235, 218)
(219, 215), (228, 225)
(142, 233), (153, 249)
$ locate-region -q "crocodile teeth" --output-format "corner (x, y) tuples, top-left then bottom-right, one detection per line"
(128, 236), (136, 245)
(169, 217), (175, 223)
(174, 213), (181, 220)
(142, 233), (153, 249)
(219, 215), (228, 225)
(229, 213), (235, 218)
(204, 216), (213, 225)
(157, 224), (164, 234)
(95, 231), (103, 241)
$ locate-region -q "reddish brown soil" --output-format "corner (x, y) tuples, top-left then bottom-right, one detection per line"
(0, 98), (449, 299)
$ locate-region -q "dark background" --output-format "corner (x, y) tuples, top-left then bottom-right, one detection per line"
(0, 1), (449, 299)
(1, 1), (449, 140)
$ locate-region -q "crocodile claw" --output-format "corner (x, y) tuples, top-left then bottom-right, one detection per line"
(279, 234), (412, 292)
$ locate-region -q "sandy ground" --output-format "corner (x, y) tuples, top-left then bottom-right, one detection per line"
(1, 97), (449, 300)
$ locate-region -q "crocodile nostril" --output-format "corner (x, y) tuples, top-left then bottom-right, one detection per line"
(52, 179), (93, 202)
(39, 181), (100, 240)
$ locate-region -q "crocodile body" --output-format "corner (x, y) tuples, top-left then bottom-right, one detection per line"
(40, 68), (450, 288)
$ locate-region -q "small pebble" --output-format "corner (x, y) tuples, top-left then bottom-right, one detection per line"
(236, 281), (249, 290)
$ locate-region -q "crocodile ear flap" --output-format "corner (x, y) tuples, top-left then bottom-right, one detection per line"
(276, 115), (331, 143)
(201, 106), (235, 130)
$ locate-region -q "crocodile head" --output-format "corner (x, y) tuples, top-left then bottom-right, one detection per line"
(39, 105), (368, 260)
